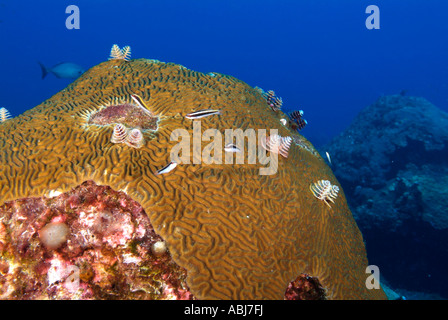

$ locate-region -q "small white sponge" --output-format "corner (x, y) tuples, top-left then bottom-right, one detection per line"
(39, 222), (70, 250)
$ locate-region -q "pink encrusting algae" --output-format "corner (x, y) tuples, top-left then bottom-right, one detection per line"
(0, 181), (194, 300)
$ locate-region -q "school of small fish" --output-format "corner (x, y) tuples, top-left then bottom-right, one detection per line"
(0, 48), (338, 263)
(103, 46), (335, 208)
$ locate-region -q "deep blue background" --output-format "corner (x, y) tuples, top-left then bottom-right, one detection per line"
(1, 0), (447, 146)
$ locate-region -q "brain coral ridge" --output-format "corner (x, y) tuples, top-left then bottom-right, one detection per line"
(0, 58), (386, 300)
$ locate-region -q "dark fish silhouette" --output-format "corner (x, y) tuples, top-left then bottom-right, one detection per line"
(39, 62), (84, 79)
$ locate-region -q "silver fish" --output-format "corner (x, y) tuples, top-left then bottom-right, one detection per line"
(185, 109), (221, 119)
(224, 143), (241, 153)
(156, 161), (178, 175)
(326, 151), (332, 165)
(39, 62), (84, 79)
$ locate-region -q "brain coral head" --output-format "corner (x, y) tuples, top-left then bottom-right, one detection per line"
(0, 59), (387, 300)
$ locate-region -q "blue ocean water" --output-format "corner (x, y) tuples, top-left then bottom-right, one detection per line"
(1, 0), (447, 146)
(1, 0), (448, 299)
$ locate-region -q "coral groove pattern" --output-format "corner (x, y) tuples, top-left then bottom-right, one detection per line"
(0, 59), (386, 299)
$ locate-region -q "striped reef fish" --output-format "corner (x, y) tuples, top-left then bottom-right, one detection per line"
(131, 94), (153, 115)
(156, 161), (178, 175)
(185, 109), (221, 119)
(224, 143), (241, 153)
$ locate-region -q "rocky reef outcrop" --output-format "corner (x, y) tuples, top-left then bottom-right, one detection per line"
(324, 95), (448, 298)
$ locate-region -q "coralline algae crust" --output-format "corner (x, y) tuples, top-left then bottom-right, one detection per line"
(0, 181), (192, 300)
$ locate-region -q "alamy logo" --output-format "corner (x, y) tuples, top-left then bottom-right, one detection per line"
(170, 120), (279, 175)
(365, 265), (381, 289)
(365, 5), (380, 30)
(66, 5), (80, 30)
